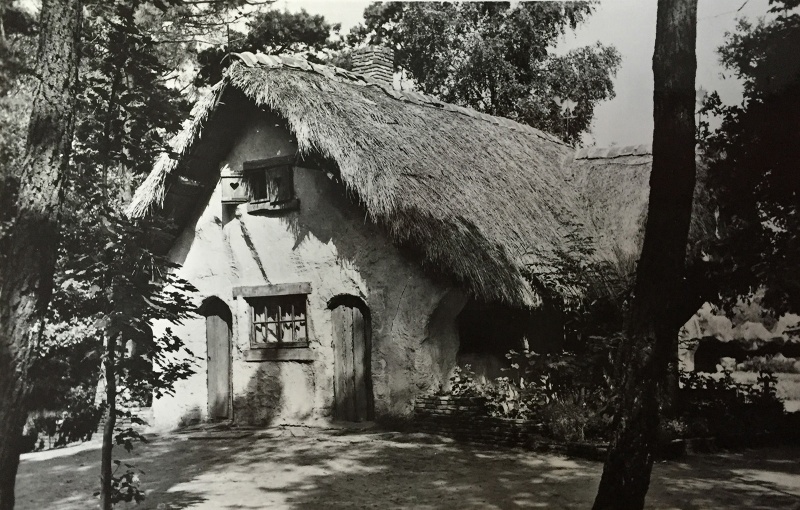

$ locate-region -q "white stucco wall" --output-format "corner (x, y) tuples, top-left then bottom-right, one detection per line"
(150, 110), (465, 430)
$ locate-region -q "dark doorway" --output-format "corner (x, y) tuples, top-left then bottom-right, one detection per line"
(456, 299), (564, 381)
(199, 297), (232, 420)
(330, 296), (373, 422)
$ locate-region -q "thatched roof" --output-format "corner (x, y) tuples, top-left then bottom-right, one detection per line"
(128, 53), (713, 309)
(128, 53), (582, 308)
(563, 145), (714, 266)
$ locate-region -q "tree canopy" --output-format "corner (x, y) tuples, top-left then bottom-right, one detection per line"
(700, 0), (800, 316)
(348, 1), (621, 144)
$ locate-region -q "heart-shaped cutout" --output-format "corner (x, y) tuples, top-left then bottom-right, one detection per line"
(230, 182), (239, 190)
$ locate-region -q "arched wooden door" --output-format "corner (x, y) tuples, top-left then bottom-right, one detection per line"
(331, 298), (373, 422)
(200, 297), (232, 420)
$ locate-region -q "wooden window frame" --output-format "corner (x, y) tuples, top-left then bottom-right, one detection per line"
(234, 283), (314, 359)
(243, 155), (300, 213)
(247, 294), (309, 349)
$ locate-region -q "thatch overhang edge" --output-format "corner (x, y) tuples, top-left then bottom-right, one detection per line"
(127, 80), (228, 218)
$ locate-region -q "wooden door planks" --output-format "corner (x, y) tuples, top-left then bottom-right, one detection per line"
(206, 315), (231, 419)
(332, 306), (347, 420)
(352, 307), (368, 421)
(342, 306), (356, 421)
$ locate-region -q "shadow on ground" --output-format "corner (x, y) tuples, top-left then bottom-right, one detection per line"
(15, 428), (800, 509)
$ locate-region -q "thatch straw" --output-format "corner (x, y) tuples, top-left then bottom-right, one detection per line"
(564, 147), (714, 269)
(129, 54), (667, 308)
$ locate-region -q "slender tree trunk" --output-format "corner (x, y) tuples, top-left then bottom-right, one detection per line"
(592, 1), (697, 509)
(99, 333), (117, 510)
(0, 1), (82, 508)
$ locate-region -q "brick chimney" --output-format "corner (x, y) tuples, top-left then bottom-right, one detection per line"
(352, 46), (395, 87)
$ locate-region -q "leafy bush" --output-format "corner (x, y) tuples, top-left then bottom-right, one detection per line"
(441, 347), (617, 442)
(55, 388), (104, 447)
(739, 354), (800, 374)
(539, 391), (597, 442)
(440, 347), (789, 445)
(677, 369), (785, 439)
(22, 386), (103, 452)
(445, 365), (485, 398)
(503, 340), (619, 439)
(483, 377), (534, 420)
(93, 460), (145, 505)
(659, 418), (689, 443)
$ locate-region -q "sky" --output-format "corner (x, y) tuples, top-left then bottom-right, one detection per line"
(280, 0), (774, 147)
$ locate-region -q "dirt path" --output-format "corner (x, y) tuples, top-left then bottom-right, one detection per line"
(15, 428), (800, 509)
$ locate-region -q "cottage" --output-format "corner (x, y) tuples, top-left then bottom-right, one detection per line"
(128, 48), (700, 431)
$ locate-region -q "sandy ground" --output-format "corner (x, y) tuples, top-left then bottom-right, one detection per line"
(15, 427), (800, 510)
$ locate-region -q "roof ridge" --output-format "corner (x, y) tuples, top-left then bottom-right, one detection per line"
(228, 51), (567, 147)
(574, 144), (652, 160)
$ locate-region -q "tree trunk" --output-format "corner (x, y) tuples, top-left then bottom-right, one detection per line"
(592, 1), (697, 509)
(0, 1), (82, 508)
(99, 333), (117, 510)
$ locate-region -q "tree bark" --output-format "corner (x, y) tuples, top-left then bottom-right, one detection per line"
(592, 1), (697, 509)
(0, 1), (82, 508)
(99, 333), (117, 510)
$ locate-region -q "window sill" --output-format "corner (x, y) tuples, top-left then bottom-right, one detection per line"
(247, 198), (300, 214)
(244, 346), (317, 362)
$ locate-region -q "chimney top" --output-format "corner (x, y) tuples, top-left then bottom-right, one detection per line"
(352, 46), (395, 89)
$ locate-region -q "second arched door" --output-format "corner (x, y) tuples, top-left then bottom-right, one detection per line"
(331, 298), (373, 422)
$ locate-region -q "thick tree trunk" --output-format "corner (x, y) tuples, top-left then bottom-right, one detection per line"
(99, 334), (117, 510)
(592, 1), (697, 509)
(0, 1), (82, 508)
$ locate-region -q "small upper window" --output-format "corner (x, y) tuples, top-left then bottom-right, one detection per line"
(243, 155), (299, 213)
(249, 294), (308, 348)
(249, 164), (293, 202)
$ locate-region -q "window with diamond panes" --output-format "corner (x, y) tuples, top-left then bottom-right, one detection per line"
(250, 294), (308, 348)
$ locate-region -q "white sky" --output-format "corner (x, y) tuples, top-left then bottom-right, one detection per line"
(282, 0), (774, 147)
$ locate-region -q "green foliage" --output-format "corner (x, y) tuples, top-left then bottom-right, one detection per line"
(445, 365), (484, 398)
(74, 1), (190, 179)
(56, 395), (106, 446)
(115, 427), (150, 454)
(0, 3), (37, 94)
(349, 1), (621, 144)
(0, 68), (35, 275)
(1, 3), (209, 505)
(109, 465), (146, 505)
(513, 339), (618, 394)
(28, 321), (102, 408)
(25, 393), (104, 452)
(60, 210), (200, 405)
(524, 224), (633, 342)
(505, 343), (618, 441)
(60, 6), (204, 500)
(21, 318), (104, 452)
(538, 391), (598, 443)
(441, 356), (788, 444)
(442, 343), (619, 442)
(93, 460), (146, 505)
(739, 354), (800, 374)
(698, 0), (800, 316)
(483, 377), (533, 420)
(677, 369), (785, 439)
